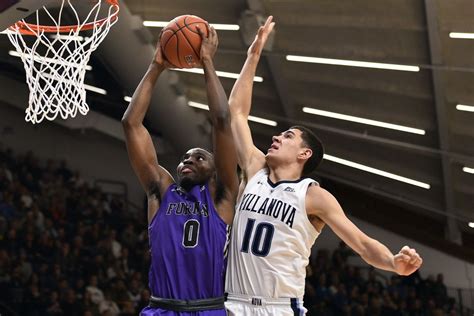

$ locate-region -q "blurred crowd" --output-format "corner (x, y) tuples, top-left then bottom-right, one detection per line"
(304, 242), (457, 316)
(0, 144), (460, 315)
(0, 144), (150, 316)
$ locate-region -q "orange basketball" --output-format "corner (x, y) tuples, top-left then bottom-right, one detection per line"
(160, 15), (209, 69)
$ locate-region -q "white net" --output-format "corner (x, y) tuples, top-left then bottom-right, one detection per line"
(6, 0), (119, 124)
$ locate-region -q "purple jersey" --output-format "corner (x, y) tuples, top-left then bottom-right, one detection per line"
(144, 182), (230, 314)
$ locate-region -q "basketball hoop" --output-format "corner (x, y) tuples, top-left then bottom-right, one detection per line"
(6, 0), (120, 124)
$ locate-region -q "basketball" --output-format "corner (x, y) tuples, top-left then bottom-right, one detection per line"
(160, 15), (209, 68)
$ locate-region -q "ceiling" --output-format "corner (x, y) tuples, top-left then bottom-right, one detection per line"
(0, 0), (473, 256)
(123, 0), (474, 232)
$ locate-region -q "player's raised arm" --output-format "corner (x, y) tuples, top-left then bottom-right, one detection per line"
(229, 16), (275, 180)
(121, 45), (174, 213)
(306, 185), (423, 276)
(197, 25), (239, 223)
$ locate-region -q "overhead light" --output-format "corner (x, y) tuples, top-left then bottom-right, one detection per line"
(143, 21), (239, 31)
(323, 154), (431, 189)
(302, 107), (425, 135)
(50, 34), (86, 41)
(206, 23), (240, 31)
(463, 167), (474, 174)
(83, 84), (107, 95)
(40, 72), (107, 95)
(188, 101), (210, 110)
(286, 55), (420, 72)
(124, 96), (132, 102)
(456, 104), (474, 112)
(172, 68), (263, 82)
(247, 116), (277, 126)
(187, 101), (277, 126)
(8, 50), (93, 71)
(449, 32), (474, 40)
(469, 222), (474, 228)
(143, 21), (169, 27)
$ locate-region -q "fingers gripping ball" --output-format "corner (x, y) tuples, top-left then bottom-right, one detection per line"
(160, 15), (209, 68)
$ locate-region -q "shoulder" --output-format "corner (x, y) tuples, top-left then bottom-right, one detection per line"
(306, 185), (339, 213)
(306, 183), (329, 198)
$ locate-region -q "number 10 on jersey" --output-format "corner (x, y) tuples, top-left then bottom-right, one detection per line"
(241, 218), (275, 257)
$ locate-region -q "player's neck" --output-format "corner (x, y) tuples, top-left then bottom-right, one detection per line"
(178, 179), (205, 192)
(268, 164), (302, 183)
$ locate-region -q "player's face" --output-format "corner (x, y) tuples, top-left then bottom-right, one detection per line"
(266, 129), (306, 163)
(177, 148), (215, 187)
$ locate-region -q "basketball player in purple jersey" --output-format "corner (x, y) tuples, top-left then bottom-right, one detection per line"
(122, 26), (238, 315)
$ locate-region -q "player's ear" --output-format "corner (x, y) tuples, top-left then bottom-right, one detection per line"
(298, 148), (312, 161)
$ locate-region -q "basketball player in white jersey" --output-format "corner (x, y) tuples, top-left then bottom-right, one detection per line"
(224, 16), (423, 316)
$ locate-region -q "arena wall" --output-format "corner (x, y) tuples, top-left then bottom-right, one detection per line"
(0, 102), (146, 208)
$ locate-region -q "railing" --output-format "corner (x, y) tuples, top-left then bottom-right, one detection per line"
(94, 178), (145, 222)
(94, 179), (128, 199)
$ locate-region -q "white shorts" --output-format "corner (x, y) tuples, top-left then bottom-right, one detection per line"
(225, 293), (307, 316)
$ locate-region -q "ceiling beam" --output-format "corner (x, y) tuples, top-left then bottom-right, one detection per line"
(424, 0), (462, 244)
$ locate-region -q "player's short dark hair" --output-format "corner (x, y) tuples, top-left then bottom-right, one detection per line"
(290, 125), (324, 175)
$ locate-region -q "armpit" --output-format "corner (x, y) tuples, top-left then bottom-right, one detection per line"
(308, 214), (325, 233)
(147, 181), (162, 203)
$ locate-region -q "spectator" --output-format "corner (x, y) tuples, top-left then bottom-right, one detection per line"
(17, 249), (33, 283)
(61, 288), (82, 316)
(46, 290), (63, 315)
(86, 275), (105, 305)
(98, 291), (120, 316)
(433, 273), (448, 308)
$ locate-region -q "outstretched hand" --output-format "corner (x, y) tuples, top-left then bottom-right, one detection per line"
(248, 15), (275, 56)
(393, 246), (423, 276)
(197, 24), (218, 62)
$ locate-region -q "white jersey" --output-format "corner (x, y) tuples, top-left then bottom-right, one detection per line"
(225, 168), (320, 299)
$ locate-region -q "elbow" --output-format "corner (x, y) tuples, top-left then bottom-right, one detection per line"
(228, 98), (239, 113)
(121, 116), (135, 130)
(121, 116), (131, 128)
(212, 110), (231, 128)
(228, 99), (246, 118)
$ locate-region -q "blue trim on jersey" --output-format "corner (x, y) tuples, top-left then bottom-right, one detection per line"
(290, 298), (303, 316)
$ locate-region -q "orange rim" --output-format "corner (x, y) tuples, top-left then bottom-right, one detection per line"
(9, 0), (119, 35)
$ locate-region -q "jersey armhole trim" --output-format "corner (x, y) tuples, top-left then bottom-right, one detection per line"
(303, 180), (322, 236)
